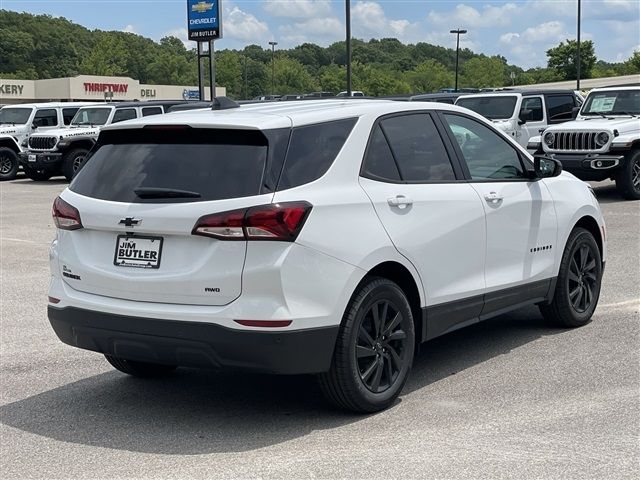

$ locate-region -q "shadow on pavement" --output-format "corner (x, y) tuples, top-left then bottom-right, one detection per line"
(8, 178), (68, 186)
(0, 306), (566, 454)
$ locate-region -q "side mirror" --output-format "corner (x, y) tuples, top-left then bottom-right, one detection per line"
(31, 123), (37, 130)
(571, 106), (580, 119)
(518, 109), (531, 125)
(534, 155), (563, 178)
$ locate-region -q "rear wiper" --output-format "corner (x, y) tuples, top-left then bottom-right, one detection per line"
(134, 188), (202, 199)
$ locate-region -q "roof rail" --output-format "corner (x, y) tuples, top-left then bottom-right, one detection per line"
(212, 96), (240, 110)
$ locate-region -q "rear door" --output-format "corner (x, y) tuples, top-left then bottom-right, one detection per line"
(58, 127), (284, 306)
(440, 112), (557, 298)
(359, 112), (487, 311)
(519, 96), (546, 147)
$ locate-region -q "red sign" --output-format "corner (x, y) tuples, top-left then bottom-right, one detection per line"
(84, 83), (129, 94)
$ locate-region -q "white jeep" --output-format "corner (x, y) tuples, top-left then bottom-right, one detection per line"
(0, 103), (95, 180)
(529, 86), (640, 200)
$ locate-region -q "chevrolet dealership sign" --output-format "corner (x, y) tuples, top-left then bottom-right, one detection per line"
(187, 0), (222, 41)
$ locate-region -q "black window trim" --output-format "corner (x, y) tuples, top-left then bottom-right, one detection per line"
(359, 110), (466, 185)
(436, 110), (537, 184)
(520, 94), (545, 123)
(34, 108), (59, 127)
(544, 93), (578, 125)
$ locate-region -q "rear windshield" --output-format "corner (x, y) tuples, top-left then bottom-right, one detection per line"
(456, 96), (518, 120)
(71, 128), (273, 203)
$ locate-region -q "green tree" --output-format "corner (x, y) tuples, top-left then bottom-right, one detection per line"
(273, 56), (317, 94)
(80, 34), (130, 76)
(0, 28), (36, 75)
(547, 39), (596, 80)
(461, 57), (507, 89)
(404, 60), (453, 93)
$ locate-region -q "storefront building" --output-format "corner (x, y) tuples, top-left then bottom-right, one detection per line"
(0, 75), (225, 105)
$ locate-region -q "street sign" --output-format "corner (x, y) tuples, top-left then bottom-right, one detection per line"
(187, 0), (222, 41)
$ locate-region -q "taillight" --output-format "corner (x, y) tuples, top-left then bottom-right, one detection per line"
(52, 197), (83, 231)
(192, 202), (312, 241)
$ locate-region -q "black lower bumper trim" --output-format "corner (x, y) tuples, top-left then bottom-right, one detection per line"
(48, 306), (339, 374)
(19, 152), (63, 169)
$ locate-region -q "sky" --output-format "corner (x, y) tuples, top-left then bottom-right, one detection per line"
(1, 0), (639, 69)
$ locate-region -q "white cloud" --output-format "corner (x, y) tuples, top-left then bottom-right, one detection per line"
(498, 21), (571, 68)
(163, 28), (190, 48)
(352, 1), (418, 39)
(122, 24), (137, 34)
(427, 3), (520, 29)
(225, 6), (271, 42)
(279, 17), (344, 45)
(263, 0), (331, 18)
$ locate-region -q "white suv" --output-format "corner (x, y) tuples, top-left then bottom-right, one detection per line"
(48, 99), (606, 412)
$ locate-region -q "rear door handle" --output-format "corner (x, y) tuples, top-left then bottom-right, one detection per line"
(387, 195), (413, 207)
(484, 192), (504, 205)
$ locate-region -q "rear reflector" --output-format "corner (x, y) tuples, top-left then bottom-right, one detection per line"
(52, 197), (83, 231)
(48, 296), (61, 304)
(193, 202), (312, 241)
(234, 320), (292, 328)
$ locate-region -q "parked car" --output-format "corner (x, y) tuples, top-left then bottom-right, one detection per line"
(529, 85), (640, 200)
(409, 93), (462, 104)
(305, 91), (335, 98)
(0, 102), (95, 181)
(337, 91), (365, 97)
(48, 99), (606, 412)
(455, 89), (583, 148)
(20, 100), (186, 181)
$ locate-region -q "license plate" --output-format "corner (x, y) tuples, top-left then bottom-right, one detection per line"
(114, 235), (163, 269)
(28, 154), (36, 162)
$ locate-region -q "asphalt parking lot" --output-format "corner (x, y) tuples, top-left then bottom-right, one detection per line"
(1, 176), (638, 479)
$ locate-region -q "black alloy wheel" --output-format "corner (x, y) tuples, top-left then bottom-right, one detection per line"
(567, 244), (598, 313)
(615, 150), (640, 200)
(0, 147), (18, 181)
(356, 299), (408, 393)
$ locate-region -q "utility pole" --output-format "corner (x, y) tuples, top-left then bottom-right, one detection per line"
(244, 55), (248, 99)
(269, 41), (278, 96)
(577, 0), (582, 90)
(346, 0), (352, 96)
(450, 29), (467, 93)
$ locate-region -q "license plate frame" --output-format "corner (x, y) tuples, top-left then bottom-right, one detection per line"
(113, 235), (163, 269)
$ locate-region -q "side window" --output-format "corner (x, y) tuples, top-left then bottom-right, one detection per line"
(142, 107), (163, 117)
(361, 125), (401, 181)
(62, 108), (79, 125)
(277, 118), (357, 190)
(112, 109), (137, 124)
(380, 114), (455, 182)
(33, 109), (58, 127)
(444, 114), (526, 181)
(520, 97), (543, 122)
(546, 95), (576, 123)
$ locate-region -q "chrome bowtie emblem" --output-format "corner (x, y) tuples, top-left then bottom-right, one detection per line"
(119, 218), (141, 228)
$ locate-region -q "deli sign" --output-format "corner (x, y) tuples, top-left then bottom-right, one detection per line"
(187, 0), (222, 41)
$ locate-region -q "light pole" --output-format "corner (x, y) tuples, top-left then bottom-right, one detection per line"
(346, 0), (352, 96)
(268, 41), (278, 96)
(576, 0), (581, 90)
(450, 29), (467, 92)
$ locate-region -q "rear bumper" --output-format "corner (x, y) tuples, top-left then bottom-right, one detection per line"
(19, 151), (62, 169)
(48, 306), (339, 374)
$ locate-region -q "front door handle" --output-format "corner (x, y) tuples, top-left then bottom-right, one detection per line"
(484, 192), (504, 205)
(387, 195), (413, 207)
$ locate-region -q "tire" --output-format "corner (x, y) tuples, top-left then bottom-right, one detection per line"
(318, 277), (415, 413)
(539, 227), (603, 328)
(62, 148), (89, 181)
(0, 147), (18, 181)
(23, 165), (53, 182)
(614, 150), (640, 200)
(104, 354), (177, 378)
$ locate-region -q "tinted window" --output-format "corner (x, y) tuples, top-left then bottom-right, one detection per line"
(520, 97), (543, 122)
(62, 108), (79, 125)
(380, 114), (455, 182)
(33, 109), (58, 127)
(546, 95), (575, 122)
(0, 107), (32, 125)
(444, 114), (526, 180)
(72, 108), (112, 126)
(142, 107), (163, 117)
(71, 128), (270, 203)
(456, 96), (517, 120)
(362, 125), (401, 181)
(112, 109), (137, 123)
(277, 118), (356, 190)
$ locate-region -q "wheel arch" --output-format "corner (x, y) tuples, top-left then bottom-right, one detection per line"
(0, 137), (21, 154)
(361, 261), (425, 346)
(572, 215), (603, 259)
(64, 138), (95, 152)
